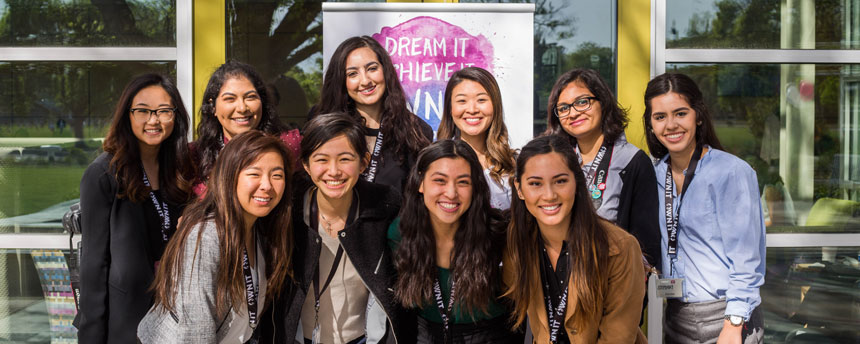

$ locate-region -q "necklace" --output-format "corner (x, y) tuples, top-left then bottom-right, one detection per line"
(319, 213), (342, 237)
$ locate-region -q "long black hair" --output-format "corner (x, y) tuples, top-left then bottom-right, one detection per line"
(315, 36), (430, 161)
(102, 73), (193, 204)
(394, 139), (504, 315)
(643, 73), (724, 159)
(194, 60), (287, 181)
(544, 68), (628, 146)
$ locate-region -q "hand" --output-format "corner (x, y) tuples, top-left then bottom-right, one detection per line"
(716, 319), (742, 344)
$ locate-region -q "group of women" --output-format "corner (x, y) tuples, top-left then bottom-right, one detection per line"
(75, 35), (764, 344)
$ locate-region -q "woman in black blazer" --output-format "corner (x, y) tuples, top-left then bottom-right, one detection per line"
(74, 74), (194, 343)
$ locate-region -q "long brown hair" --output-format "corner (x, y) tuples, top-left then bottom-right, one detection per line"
(152, 130), (294, 316)
(503, 135), (610, 329)
(394, 140), (504, 315)
(102, 73), (193, 204)
(438, 67), (516, 185)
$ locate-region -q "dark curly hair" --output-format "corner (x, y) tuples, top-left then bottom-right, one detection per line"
(544, 68), (628, 146)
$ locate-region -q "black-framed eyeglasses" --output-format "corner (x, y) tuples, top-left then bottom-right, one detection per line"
(554, 97), (598, 119)
(130, 108), (176, 122)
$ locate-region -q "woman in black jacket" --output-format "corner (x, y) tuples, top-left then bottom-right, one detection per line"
(75, 74), (194, 343)
(265, 112), (410, 343)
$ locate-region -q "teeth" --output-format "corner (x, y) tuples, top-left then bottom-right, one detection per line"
(253, 197), (270, 202)
(144, 129), (161, 133)
(439, 202), (458, 210)
(667, 133), (683, 139)
(540, 204), (560, 211)
(325, 180), (344, 186)
(360, 86), (375, 94)
(233, 117), (250, 123)
(464, 118), (481, 125)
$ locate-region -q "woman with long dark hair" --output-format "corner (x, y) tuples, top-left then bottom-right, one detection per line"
(643, 73), (765, 344)
(389, 139), (522, 343)
(437, 67), (517, 210)
(544, 69), (660, 270)
(504, 135), (646, 343)
(192, 60), (301, 196)
(314, 36), (433, 194)
(138, 130), (295, 342)
(76, 73), (194, 343)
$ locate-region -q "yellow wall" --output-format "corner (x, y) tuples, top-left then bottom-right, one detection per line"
(617, 0), (651, 151)
(193, 0), (226, 134)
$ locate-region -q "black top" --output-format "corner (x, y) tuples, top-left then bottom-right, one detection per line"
(140, 190), (172, 258)
(616, 150), (661, 269)
(539, 241), (571, 344)
(365, 120), (433, 195)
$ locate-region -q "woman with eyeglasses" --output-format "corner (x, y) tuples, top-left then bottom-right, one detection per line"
(76, 74), (194, 344)
(191, 60), (301, 197)
(544, 69), (661, 274)
(644, 73), (765, 344)
(437, 67), (517, 210)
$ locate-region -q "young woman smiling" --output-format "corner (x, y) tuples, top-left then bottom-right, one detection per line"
(272, 113), (409, 344)
(643, 73), (765, 344)
(438, 67), (517, 210)
(504, 135), (646, 344)
(76, 74), (193, 344)
(192, 60), (301, 196)
(315, 36), (432, 194)
(544, 69), (660, 270)
(138, 130), (295, 343)
(388, 140), (522, 343)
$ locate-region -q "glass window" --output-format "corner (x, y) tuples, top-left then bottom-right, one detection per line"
(0, 62), (176, 234)
(665, 63), (860, 233)
(0, 1), (176, 47)
(666, 0), (860, 50)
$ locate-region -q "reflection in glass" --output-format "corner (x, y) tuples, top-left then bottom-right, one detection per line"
(666, 63), (860, 233)
(0, 1), (176, 47)
(0, 62), (175, 234)
(666, 0), (860, 50)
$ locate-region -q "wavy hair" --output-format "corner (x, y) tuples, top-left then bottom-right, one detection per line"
(152, 130), (294, 316)
(503, 135), (610, 329)
(544, 69), (628, 146)
(394, 139), (505, 316)
(102, 73), (193, 204)
(315, 36), (430, 161)
(194, 60), (287, 182)
(643, 73), (724, 159)
(438, 67), (516, 186)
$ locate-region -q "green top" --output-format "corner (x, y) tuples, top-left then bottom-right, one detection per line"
(387, 217), (509, 324)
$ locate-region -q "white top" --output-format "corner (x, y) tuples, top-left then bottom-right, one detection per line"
(484, 168), (512, 210)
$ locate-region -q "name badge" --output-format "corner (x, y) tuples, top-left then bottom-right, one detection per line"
(656, 276), (685, 299)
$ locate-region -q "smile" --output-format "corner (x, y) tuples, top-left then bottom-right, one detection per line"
(570, 118), (588, 126)
(231, 116), (253, 125)
(664, 132), (685, 143)
(359, 85), (376, 95)
(253, 196), (272, 204)
(463, 117), (482, 125)
(438, 201), (460, 212)
(324, 179), (346, 188)
(538, 204), (561, 215)
(144, 128), (162, 135)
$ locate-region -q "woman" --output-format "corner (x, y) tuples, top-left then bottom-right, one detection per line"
(315, 36), (433, 194)
(138, 130), (295, 343)
(76, 73), (194, 343)
(281, 113), (409, 343)
(438, 67), (517, 210)
(544, 69), (660, 269)
(504, 135), (646, 343)
(192, 60), (301, 196)
(389, 139), (522, 343)
(643, 73), (765, 344)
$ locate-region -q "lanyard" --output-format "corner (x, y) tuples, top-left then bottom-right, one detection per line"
(141, 168), (170, 244)
(241, 233), (259, 330)
(578, 142), (615, 209)
(362, 128), (384, 183)
(664, 145), (704, 267)
(539, 239), (569, 343)
(433, 274), (457, 343)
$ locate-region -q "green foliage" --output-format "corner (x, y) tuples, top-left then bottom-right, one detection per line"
(284, 57), (323, 108)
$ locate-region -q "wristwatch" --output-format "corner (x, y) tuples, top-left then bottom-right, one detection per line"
(725, 315), (744, 327)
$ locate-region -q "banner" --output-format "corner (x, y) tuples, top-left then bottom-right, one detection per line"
(323, 3), (535, 148)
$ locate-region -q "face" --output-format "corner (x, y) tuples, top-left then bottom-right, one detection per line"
(556, 81), (603, 139)
(419, 157), (473, 230)
(129, 85), (175, 150)
(237, 150), (286, 226)
(303, 134), (368, 200)
(450, 80), (494, 140)
(649, 92), (699, 155)
(516, 152), (576, 231)
(345, 47), (387, 108)
(214, 76), (263, 140)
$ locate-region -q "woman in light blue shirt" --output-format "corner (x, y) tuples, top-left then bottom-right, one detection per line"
(643, 73), (765, 344)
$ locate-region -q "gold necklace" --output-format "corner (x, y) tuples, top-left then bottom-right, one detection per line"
(319, 213), (341, 236)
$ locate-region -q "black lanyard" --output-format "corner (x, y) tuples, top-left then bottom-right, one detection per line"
(433, 274), (457, 343)
(362, 128), (384, 183)
(141, 168), (170, 244)
(664, 145), (704, 265)
(241, 233), (259, 330)
(539, 239), (569, 343)
(579, 143), (614, 209)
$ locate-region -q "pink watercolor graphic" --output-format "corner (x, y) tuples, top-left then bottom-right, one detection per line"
(373, 16), (494, 131)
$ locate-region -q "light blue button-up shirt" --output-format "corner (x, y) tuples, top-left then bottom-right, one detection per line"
(655, 147), (766, 320)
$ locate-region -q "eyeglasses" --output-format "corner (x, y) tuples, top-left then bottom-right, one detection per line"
(130, 108), (176, 122)
(554, 97), (598, 119)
